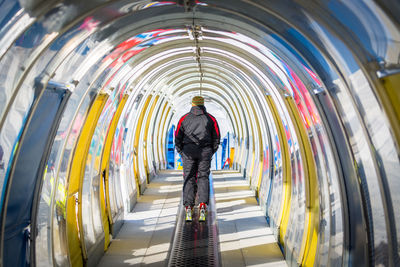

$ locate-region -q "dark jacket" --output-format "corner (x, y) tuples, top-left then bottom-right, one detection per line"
(175, 105), (220, 154)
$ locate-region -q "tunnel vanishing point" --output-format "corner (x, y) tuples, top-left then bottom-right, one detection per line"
(0, 0), (400, 266)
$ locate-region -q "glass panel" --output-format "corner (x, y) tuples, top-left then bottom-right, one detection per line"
(281, 107), (306, 264)
(2, 88), (67, 266)
(108, 161), (118, 219)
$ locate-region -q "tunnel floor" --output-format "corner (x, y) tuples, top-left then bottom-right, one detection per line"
(98, 170), (286, 266)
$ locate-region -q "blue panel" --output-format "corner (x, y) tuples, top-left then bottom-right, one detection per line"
(0, 0), (20, 30)
(220, 137), (227, 169)
(283, 28), (339, 80)
(2, 85), (70, 267)
(166, 126), (175, 169)
(327, 1), (386, 61)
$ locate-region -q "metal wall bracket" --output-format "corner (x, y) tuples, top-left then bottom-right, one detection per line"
(377, 68), (400, 79)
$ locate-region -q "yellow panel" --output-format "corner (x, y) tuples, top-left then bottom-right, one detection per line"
(230, 100), (244, 167)
(264, 95), (291, 245)
(155, 102), (168, 168)
(246, 99), (262, 189)
(229, 148), (235, 168)
(66, 93), (108, 265)
(233, 141), (240, 167)
(100, 94), (128, 249)
(66, 194), (82, 267)
(160, 107), (171, 168)
(133, 95), (152, 194)
(252, 105), (264, 194)
(228, 102), (241, 167)
(238, 138), (246, 169)
(379, 73), (400, 149)
(285, 97), (319, 266)
(256, 159), (264, 195)
(257, 151), (264, 194)
(249, 150), (255, 180)
(143, 95), (159, 182)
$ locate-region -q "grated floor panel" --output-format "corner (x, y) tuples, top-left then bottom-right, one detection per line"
(168, 174), (220, 266)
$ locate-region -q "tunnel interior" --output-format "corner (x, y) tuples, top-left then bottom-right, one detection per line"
(0, 0), (400, 266)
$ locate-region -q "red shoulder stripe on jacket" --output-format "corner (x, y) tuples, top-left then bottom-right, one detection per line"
(207, 114), (220, 137)
(175, 113), (189, 136)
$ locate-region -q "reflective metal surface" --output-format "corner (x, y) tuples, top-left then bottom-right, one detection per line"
(0, 0), (398, 266)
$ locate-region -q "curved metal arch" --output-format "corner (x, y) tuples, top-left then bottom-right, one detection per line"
(1, 3), (399, 267)
(121, 62), (241, 143)
(122, 56), (255, 143)
(97, 39), (286, 147)
(111, 27), (322, 197)
(70, 34), (296, 187)
(95, 29), (288, 98)
(163, 60), (268, 165)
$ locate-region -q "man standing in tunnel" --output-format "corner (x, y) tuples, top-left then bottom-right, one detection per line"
(175, 96), (220, 222)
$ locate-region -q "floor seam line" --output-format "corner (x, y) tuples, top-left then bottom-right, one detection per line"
(140, 177), (170, 265)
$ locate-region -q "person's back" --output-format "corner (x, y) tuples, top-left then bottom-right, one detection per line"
(175, 96), (220, 221)
(177, 105), (219, 148)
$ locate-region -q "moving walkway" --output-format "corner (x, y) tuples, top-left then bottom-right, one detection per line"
(0, 0), (399, 266)
(98, 170), (286, 266)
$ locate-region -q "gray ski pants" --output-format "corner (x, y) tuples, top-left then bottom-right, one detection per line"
(181, 144), (213, 206)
